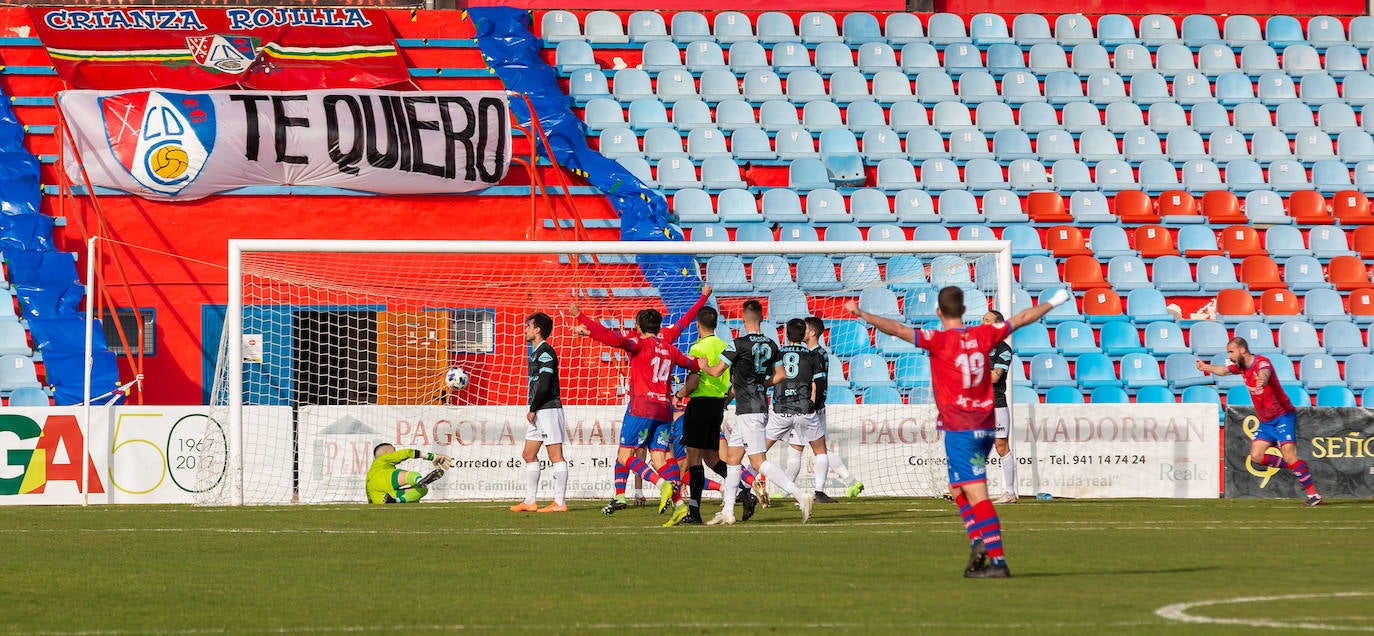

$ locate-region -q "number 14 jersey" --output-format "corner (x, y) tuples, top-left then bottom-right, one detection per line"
(915, 322), (1011, 431)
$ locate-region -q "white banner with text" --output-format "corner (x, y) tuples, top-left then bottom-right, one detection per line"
(58, 89), (511, 200)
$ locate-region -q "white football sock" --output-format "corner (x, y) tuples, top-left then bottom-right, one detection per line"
(1000, 449), (1016, 495)
(551, 461), (568, 505)
(785, 446), (804, 483)
(723, 464), (742, 512)
(812, 453), (829, 492)
(523, 461), (541, 504)
(829, 443), (854, 483)
(759, 460), (802, 498)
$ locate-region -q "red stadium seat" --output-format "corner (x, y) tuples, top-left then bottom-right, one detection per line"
(1046, 225), (1091, 257)
(1157, 190), (1199, 221)
(1133, 225), (1179, 258)
(1333, 190), (1374, 225)
(1221, 225), (1267, 258)
(1081, 287), (1124, 319)
(1063, 254), (1108, 290)
(1026, 191), (1072, 223)
(1328, 255), (1374, 290)
(1115, 190), (1159, 223)
(1215, 288), (1258, 319)
(1353, 226), (1374, 258)
(1201, 190), (1247, 224)
(1288, 191), (1333, 225)
(1349, 288), (1374, 319)
(1240, 255), (1286, 291)
(1259, 288), (1302, 319)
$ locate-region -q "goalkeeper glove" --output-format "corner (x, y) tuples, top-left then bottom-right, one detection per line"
(1047, 289), (1072, 308)
(433, 455), (455, 469)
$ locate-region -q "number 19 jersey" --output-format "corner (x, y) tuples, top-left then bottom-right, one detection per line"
(915, 322), (1011, 431)
(722, 333), (781, 415)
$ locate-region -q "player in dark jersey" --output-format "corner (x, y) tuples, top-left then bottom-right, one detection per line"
(782, 316), (863, 503)
(1197, 337), (1322, 506)
(510, 312), (569, 513)
(696, 299), (774, 524)
(847, 286), (1067, 578)
(704, 317), (821, 523)
(982, 311), (1018, 504)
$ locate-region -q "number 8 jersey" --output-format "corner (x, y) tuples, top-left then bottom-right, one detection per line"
(915, 322), (1011, 431)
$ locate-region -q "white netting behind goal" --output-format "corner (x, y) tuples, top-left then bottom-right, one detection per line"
(197, 240), (1011, 505)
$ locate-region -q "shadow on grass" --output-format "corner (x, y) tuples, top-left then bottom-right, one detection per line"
(1013, 566), (1222, 578)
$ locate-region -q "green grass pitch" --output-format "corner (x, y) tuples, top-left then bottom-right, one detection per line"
(1, 498), (1369, 634)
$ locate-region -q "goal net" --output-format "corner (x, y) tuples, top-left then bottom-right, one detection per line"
(197, 239), (1013, 505)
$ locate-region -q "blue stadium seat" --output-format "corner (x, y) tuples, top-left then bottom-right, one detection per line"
(1121, 352), (1168, 389)
(1126, 71), (1171, 106)
(789, 158), (831, 191)
(776, 127), (816, 160)
(1300, 288), (1347, 325)
(849, 353), (893, 389)
(1323, 320), (1366, 356)
(628, 11), (670, 43)
(1088, 71), (1128, 105)
(1135, 385), (1177, 403)
(598, 126), (641, 160)
(767, 285), (810, 321)
(1180, 14), (1222, 47)
(814, 42), (855, 76)
(627, 98), (672, 132)
(1055, 320), (1099, 356)
(1312, 159), (1356, 195)
(1070, 192), (1116, 224)
(730, 126), (775, 162)
(1010, 321), (1055, 357)
(1278, 320), (1323, 356)
(1299, 74), (1341, 108)
(997, 225), (1044, 260)
(1016, 254), (1060, 292)
(1078, 127), (1120, 161)
(6, 386), (48, 407)
(849, 188), (895, 223)
(671, 12), (712, 44)
(892, 354), (932, 391)
(1344, 353), (1374, 390)
(1177, 225), (1221, 257)
(1107, 255), (1151, 292)
(1282, 255), (1330, 292)
(1264, 227), (1309, 260)
(714, 99), (756, 132)
(1045, 385), (1086, 404)
(707, 11), (751, 44)
(1114, 43), (1154, 77)
(1315, 385), (1357, 407)
(944, 42), (984, 74)
(1299, 353), (1343, 389)
(705, 255), (751, 292)
(1305, 15), (1346, 49)
(1167, 128), (1208, 163)
(796, 255), (841, 293)
(919, 158), (964, 192)
(1105, 102), (1146, 134)
(828, 320), (875, 357)
(964, 158), (1008, 193)
(1095, 160), (1138, 193)
(1144, 321), (1189, 355)
(1164, 353), (1211, 389)
(674, 188), (717, 224)
(1138, 159), (1181, 193)
(724, 42), (769, 74)
(617, 156), (657, 187)
(1086, 385), (1128, 403)
(927, 13), (970, 45)
(582, 98), (625, 133)
(1235, 321), (1279, 354)
(1171, 71), (1214, 107)
(540, 10), (582, 42)
(1225, 384), (1253, 406)
(1030, 353), (1075, 389)
(958, 71), (1002, 105)
(932, 190), (979, 223)
(1181, 385), (1223, 410)
(1151, 256), (1198, 292)
(755, 11), (797, 44)
(688, 223), (728, 243)
(1049, 160), (1093, 192)
(751, 255), (793, 291)
(0, 355), (40, 393)
(1284, 383), (1312, 407)
(1038, 286), (1080, 323)
(873, 70), (916, 103)
(1125, 288), (1174, 323)
(760, 188), (806, 224)
(863, 385), (906, 405)
(1099, 319), (1145, 355)
(1266, 15), (1306, 48)
(1044, 71), (1087, 105)
(1070, 42), (1111, 75)
(1146, 102), (1188, 135)
(1190, 321), (1229, 357)
(779, 223), (819, 245)
(803, 189), (848, 224)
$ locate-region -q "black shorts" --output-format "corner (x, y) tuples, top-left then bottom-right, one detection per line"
(682, 397), (727, 450)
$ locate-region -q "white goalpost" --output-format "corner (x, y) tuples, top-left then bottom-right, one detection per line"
(197, 239), (1014, 505)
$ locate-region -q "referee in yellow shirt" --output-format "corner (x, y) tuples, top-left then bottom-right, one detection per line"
(673, 305), (731, 525)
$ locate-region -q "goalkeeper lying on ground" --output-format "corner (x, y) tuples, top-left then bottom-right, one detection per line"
(366, 443), (455, 504)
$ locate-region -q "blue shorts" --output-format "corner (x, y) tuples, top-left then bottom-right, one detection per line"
(621, 412), (672, 452)
(1254, 411), (1298, 446)
(944, 429), (995, 488)
(671, 415), (686, 460)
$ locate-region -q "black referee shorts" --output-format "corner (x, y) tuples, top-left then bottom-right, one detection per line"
(682, 396), (727, 450)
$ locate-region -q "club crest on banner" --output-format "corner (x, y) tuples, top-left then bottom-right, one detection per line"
(98, 91), (216, 196)
(186, 35), (259, 73)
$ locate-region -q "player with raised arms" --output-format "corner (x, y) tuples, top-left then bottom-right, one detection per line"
(365, 444), (453, 504)
(1196, 337), (1323, 506)
(571, 285), (712, 525)
(846, 286), (1067, 577)
(510, 311), (569, 513)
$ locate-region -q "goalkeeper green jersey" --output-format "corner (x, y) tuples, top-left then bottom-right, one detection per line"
(366, 448), (425, 503)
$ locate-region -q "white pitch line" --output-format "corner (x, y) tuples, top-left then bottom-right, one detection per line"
(1156, 592), (1374, 631)
(18, 619), (1161, 635)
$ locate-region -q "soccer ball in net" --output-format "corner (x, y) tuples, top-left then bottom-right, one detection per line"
(444, 367), (470, 391)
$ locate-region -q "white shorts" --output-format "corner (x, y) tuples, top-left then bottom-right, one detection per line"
(788, 408), (828, 445)
(525, 408), (567, 444)
(768, 412), (819, 445)
(736, 412), (769, 454)
(994, 406), (1010, 439)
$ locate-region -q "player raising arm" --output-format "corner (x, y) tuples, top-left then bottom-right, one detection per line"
(365, 444), (453, 504)
(571, 285), (711, 525)
(846, 286), (1068, 578)
(1196, 337), (1322, 506)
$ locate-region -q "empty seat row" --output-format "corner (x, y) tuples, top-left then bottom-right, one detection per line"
(544, 11), (1373, 53)
(571, 66), (1374, 107)
(582, 97), (1374, 142)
